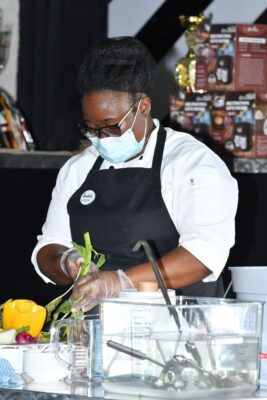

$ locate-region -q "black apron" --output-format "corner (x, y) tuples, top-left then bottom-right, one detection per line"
(67, 125), (223, 297)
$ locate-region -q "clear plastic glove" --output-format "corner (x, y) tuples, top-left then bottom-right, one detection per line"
(70, 269), (134, 312)
(60, 248), (84, 281)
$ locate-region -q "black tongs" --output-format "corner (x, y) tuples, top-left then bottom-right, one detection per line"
(132, 240), (181, 332)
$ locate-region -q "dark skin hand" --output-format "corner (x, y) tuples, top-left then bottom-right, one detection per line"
(127, 246), (211, 289)
(37, 244), (73, 286)
(37, 89), (212, 293)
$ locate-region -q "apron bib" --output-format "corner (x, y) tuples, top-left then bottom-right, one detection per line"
(67, 125), (223, 297)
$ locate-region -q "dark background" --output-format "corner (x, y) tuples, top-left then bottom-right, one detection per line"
(1, 1), (267, 305)
(17, 0), (109, 151)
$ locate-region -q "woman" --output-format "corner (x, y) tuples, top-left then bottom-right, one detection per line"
(32, 37), (238, 311)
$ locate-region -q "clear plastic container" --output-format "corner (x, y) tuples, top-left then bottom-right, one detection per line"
(100, 296), (262, 399)
(229, 266), (267, 390)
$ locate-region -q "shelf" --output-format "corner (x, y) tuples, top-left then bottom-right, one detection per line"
(1, 149), (267, 174)
(0, 149), (75, 169)
(233, 158), (267, 174)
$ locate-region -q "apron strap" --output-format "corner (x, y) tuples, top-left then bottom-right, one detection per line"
(91, 154), (104, 170)
(152, 125), (167, 169)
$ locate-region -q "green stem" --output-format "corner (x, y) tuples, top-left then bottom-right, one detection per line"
(45, 265), (82, 309)
(16, 325), (30, 334)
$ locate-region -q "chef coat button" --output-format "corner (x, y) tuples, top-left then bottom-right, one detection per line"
(109, 166), (115, 169)
(106, 253), (111, 260)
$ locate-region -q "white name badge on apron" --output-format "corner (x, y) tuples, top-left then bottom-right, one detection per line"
(80, 190), (96, 205)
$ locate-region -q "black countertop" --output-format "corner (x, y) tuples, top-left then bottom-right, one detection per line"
(0, 388), (89, 399)
(0, 387), (267, 400)
(0, 387), (106, 400)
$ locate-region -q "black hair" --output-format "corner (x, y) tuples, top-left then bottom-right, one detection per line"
(77, 36), (157, 97)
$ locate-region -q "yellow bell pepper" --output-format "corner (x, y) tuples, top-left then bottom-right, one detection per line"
(3, 299), (46, 337)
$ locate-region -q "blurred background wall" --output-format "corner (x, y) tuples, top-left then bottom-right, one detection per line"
(0, 0), (19, 97)
(1, 0), (267, 149)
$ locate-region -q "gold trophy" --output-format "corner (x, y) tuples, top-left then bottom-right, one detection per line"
(174, 14), (205, 92)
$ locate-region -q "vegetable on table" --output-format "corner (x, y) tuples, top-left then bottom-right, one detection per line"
(0, 326), (31, 345)
(0, 298), (12, 329)
(0, 328), (16, 344)
(0, 232), (105, 343)
(3, 299), (46, 337)
(15, 331), (38, 343)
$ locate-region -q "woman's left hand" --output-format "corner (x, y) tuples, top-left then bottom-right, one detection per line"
(71, 269), (133, 312)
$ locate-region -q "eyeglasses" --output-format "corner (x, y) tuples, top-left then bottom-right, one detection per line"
(78, 98), (142, 139)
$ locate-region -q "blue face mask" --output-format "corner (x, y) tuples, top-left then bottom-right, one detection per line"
(90, 101), (147, 163)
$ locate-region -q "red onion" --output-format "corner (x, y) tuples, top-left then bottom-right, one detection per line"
(16, 332), (38, 343)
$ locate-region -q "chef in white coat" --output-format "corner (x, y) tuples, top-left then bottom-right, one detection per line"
(31, 36), (238, 311)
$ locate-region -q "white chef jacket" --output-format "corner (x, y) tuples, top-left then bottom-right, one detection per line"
(31, 119), (238, 284)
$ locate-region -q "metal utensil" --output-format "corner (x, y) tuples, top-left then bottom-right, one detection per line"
(106, 340), (216, 390)
(132, 240), (204, 369)
(106, 340), (165, 368)
(132, 240), (181, 332)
